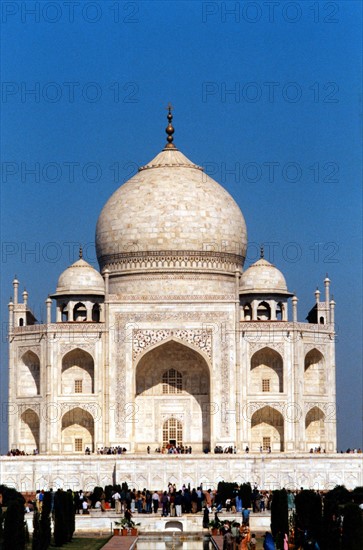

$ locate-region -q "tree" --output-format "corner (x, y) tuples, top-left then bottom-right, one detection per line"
(240, 483), (252, 508)
(53, 490), (75, 546)
(294, 490), (322, 547)
(0, 485), (26, 550)
(32, 492), (51, 550)
(342, 502), (363, 550)
(321, 485), (351, 549)
(271, 489), (288, 547)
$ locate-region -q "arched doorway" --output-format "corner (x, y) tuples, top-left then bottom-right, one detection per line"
(163, 418), (183, 447)
(135, 340), (211, 452)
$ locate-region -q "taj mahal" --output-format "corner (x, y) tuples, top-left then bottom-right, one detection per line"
(2, 109), (362, 492)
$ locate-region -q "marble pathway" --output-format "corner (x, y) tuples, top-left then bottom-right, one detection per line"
(100, 535), (137, 549)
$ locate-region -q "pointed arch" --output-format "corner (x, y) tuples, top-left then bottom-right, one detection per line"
(92, 303), (100, 322)
(304, 349), (325, 394)
(20, 408), (40, 451)
(73, 302), (87, 322)
(243, 303), (252, 321)
(61, 407), (94, 453)
(18, 350), (40, 396)
(305, 407), (325, 449)
(257, 301), (271, 320)
(276, 301), (283, 320)
(61, 348), (94, 394)
(135, 335), (211, 368)
(134, 339), (210, 452)
(251, 406), (284, 451)
(61, 304), (68, 322)
(250, 347), (283, 393)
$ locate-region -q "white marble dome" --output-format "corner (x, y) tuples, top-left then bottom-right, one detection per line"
(55, 257), (104, 296)
(95, 147), (247, 275)
(239, 257), (292, 295)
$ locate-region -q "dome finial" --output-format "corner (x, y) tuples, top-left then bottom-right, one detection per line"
(79, 246), (83, 259)
(164, 103), (176, 150)
(260, 245), (264, 259)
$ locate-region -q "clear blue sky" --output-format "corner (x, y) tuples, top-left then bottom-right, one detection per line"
(1, 1), (362, 453)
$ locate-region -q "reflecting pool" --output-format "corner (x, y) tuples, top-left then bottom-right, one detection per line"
(134, 534), (212, 549)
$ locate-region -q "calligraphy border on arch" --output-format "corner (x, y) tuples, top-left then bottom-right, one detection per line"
(132, 328), (213, 361)
(115, 311), (232, 437)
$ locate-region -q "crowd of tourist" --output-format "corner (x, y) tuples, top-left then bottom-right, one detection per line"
(154, 444), (193, 454)
(6, 448), (39, 456)
(214, 445), (237, 454)
(95, 446), (127, 455)
(5, 446), (362, 456)
(46, 482), (274, 519)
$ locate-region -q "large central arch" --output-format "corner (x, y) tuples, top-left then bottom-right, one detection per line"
(134, 339), (211, 452)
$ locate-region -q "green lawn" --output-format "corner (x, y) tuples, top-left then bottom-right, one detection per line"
(27, 537), (112, 550)
(54, 538), (112, 549)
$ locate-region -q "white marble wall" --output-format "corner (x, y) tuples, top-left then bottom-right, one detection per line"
(1, 454), (361, 493)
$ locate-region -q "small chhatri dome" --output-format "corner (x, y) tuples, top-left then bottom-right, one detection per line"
(239, 257), (292, 295)
(96, 106), (247, 277)
(54, 257), (105, 296)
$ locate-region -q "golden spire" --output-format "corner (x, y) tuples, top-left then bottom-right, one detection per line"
(164, 103), (176, 149)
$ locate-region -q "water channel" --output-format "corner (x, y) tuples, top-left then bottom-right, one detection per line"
(134, 534), (212, 549)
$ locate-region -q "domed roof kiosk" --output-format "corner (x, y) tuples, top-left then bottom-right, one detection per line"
(51, 248), (105, 323)
(239, 248), (294, 321)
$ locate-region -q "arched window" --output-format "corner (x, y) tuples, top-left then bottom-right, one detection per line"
(276, 302), (283, 321)
(319, 316), (325, 324)
(61, 407), (94, 453)
(163, 418), (182, 447)
(18, 351), (40, 396)
(61, 348), (94, 394)
(92, 304), (100, 322)
(73, 302), (87, 322)
(304, 349), (325, 395)
(243, 303), (252, 321)
(251, 406), (284, 452)
(20, 409), (40, 451)
(19, 318), (24, 326)
(162, 369), (182, 394)
(257, 301), (271, 321)
(251, 347), (283, 393)
(61, 305), (68, 322)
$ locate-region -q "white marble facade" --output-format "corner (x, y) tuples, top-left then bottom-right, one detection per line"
(6, 120), (342, 488)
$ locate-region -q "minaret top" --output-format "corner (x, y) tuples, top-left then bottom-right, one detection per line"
(164, 103), (177, 150)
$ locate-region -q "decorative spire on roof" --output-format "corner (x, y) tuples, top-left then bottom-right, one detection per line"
(79, 246), (83, 259)
(260, 245), (264, 259)
(164, 103), (176, 150)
